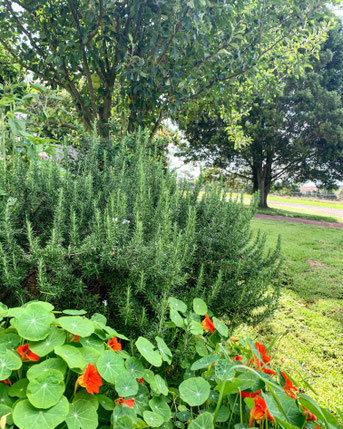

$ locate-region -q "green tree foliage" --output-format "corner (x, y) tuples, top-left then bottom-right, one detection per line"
(0, 0), (335, 136)
(178, 24), (343, 208)
(0, 131), (280, 336)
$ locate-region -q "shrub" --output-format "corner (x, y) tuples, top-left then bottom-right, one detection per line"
(0, 130), (280, 336)
(0, 299), (339, 429)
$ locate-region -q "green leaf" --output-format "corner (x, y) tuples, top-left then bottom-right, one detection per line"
(179, 377), (210, 406)
(29, 326), (66, 356)
(215, 360), (235, 381)
(16, 303), (54, 341)
(0, 403), (13, 425)
(91, 313), (107, 325)
(66, 399), (98, 429)
(143, 410), (164, 427)
(116, 416), (134, 428)
(155, 337), (172, 364)
(154, 375), (168, 396)
(96, 350), (125, 384)
(263, 392), (305, 427)
(63, 309), (87, 316)
(113, 405), (137, 424)
(298, 395), (328, 425)
(27, 357), (67, 381)
(168, 297), (187, 313)
(97, 394), (114, 411)
(0, 384), (14, 406)
(169, 309), (184, 328)
(190, 320), (203, 335)
(54, 345), (86, 369)
(115, 371), (139, 397)
(8, 379), (29, 399)
(0, 349), (22, 379)
(213, 317), (228, 337)
(73, 391), (98, 410)
(149, 396), (171, 422)
(27, 369), (65, 409)
(188, 412), (214, 428)
(58, 316), (94, 337)
(125, 357), (145, 379)
(135, 337), (162, 367)
(216, 406), (230, 422)
(195, 339), (208, 357)
(193, 298), (208, 315)
(80, 334), (105, 352)
(13, 396), (69, 429)
(0, 333), (20, 350)
(191, 354), (219, 370)
(81, 346), (101, 365)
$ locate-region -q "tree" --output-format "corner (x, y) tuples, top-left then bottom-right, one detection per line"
(0, 0), (334, 136)
(178, 23), (343, 208)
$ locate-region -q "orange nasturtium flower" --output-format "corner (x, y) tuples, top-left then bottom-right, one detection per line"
(249, 342), (276, 376)
(71, 335), (80, 343)
(240, 389), (262, 398)
(233, 355), (243, 362)
(16, 344), (40, 362)
(115, 397), (135, 408)
(108, 336), (122, 352)
(138, 377), (144, 384)
(0, 379), (11, 386)
(76, 363), (102, 395)
(249, 396), (275, 427)
(281, 372), (298, 399)
(201, 314), (215, 333)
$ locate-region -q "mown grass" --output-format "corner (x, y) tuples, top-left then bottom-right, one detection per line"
(236, 218), (343, 413)
(257, 206), (342, 223)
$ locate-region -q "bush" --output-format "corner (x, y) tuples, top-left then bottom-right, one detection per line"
(0, 299), (339, 429)
(0, 130), (280, 336)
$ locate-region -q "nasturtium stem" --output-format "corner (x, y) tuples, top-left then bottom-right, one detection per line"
(240, 390), (243, 424)
(213, 380), (226, 424)
(228, 394), (239, 429)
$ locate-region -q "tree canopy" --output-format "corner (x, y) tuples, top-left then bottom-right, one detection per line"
(178, 23), (343, 207)
(0, 0), (335, 136)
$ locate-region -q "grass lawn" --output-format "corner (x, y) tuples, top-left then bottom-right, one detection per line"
(257, 206), (342, 223)
(236, 218), (343, 413)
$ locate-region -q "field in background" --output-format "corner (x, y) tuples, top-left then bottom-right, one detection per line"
(257, 206), (342, 223)
(237, 218), (343, 412)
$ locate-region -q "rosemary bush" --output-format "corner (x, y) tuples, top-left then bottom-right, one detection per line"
(0, 130), (280, 337)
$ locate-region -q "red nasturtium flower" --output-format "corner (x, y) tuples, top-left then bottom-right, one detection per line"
(281, 372), (298, 399)
(240, 389), (262, 398)
(233, 355), (243, 361)
(71, 335), (80, 343)
(301, 405), (317, 422)
(115, 397), (135, 408)
(108, 336), (122, 352)
(138, 377), (144, 384)
(249, 396), (275, 427)
(16, 344), (40, 362)
(76, 363), (102, 395)
(0, 379), (11, 386)
(249, 342), (276, 376)
(201, 314), (215, 333)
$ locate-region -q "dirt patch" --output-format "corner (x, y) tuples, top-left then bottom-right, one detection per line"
(254, 213), (343, 229)
(307, 259), (327, 268)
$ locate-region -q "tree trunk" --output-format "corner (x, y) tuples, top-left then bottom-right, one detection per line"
(98, 90), (112, 138)
(256, 164), (272, 208)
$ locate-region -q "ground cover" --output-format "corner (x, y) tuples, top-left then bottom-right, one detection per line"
(237, 218), (343, 413)
(256, 206), (342, 223)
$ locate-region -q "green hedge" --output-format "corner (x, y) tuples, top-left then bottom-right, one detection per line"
(0, 299), (339, 429)
(0, 130), (280, 336)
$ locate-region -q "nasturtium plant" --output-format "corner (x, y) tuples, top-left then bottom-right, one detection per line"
(0, 298), (339, 428)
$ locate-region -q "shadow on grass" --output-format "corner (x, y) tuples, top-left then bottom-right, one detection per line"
(257, 207), (339, 223)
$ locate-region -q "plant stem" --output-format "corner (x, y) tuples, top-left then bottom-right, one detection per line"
(213, 380), (226, 424)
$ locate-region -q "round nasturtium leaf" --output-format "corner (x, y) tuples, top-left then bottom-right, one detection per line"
(0, 383), (14, 406)
(154, 375), (168, 396)
(115, 371), (139, 397)
(0, 349), (22, 379)
(29, 326), (66, 356)
(27, 369), (65, 409)
(143, 410), (164, 427)
(149, 396), (171, 422)
(66, 399), (98, 429)
(0, 333), (20, 350)
(81, 346), (101, 365)
(96, 394), (114, 411)
(58, 316), (94, 337)
(91, 313), (107, 325)
(8, 379), (29, 399)
(215, 359), (235, 381)
(80, 334), (105, 352)
(167, 297), (187, 313)
(170, 309), (184, 328)
(13, 396), (69, 429)
(73, 391), (99, 410)
(27, 357), (67, 381)
(190, 320), (203, 335)
(125, 357), (145, 379)
(192, 298), (208, 316)
(188, 411), (214, 429)
(179, 377), (211, 407)
(191, 354), (220, 371)
(155, 336), (172, 364)
(115, 416), (134, 428)
(27, 301), (54, 312)
(54, 345), (86, 369)
(135, 337), (162, 367)
(16, 303), (54, 341)
(0, 403), (13, 426)
(96, 350), (125, 384)
(213, 317), (228, 337)
(62, 309), (87, 316)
